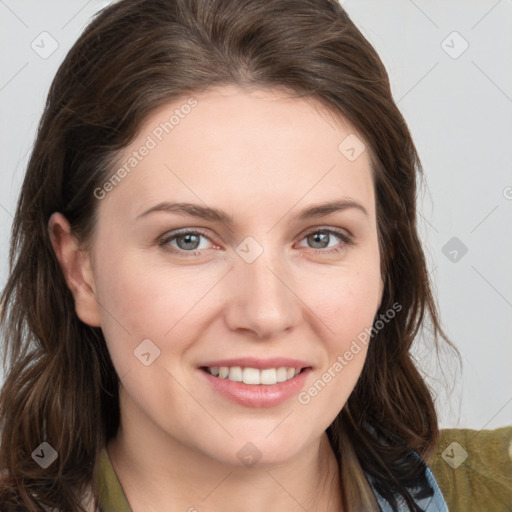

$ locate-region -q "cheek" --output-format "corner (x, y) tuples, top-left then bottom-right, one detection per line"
(297, 259), (381, 400)
(92, 249), (220, 367)
(307, 264), (382, 344)
(295, 271), (379, 423)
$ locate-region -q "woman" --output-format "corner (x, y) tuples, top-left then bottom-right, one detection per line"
(0, 0), (459, 510)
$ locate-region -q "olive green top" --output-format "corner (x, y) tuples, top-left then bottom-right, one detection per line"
(95, 427), (512, 511)
(95, 449), (132, 511)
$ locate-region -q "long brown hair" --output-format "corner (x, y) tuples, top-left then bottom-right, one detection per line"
(0, 0), (460, 510)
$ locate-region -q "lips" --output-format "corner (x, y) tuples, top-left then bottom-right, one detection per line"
(197, 357), (313, 408)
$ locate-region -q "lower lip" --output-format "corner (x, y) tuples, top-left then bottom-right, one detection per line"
(199, 368), (312, 408)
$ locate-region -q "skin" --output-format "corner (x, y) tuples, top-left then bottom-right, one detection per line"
(49, 85), (384, 512)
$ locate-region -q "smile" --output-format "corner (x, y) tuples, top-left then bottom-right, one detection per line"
(199, 365), (312, 408)
(203, 366), (304, 385)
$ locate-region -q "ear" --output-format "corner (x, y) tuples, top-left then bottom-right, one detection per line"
(48, 212), (102, 327)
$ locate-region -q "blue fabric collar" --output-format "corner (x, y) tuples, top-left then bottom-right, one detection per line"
(367, 456), (449, 511)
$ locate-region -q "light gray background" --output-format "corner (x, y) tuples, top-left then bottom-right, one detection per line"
(1, 0), (511, 430)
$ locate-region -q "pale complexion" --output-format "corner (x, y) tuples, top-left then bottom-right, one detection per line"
(49, 85), (384, 511)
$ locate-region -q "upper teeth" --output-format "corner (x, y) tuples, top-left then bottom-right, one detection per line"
(207, 366), (301, 385)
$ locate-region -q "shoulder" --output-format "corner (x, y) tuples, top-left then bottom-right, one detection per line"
(429, 426), (512, 512)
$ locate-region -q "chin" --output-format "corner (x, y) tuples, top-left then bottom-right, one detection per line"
(204, 430), (312, 468)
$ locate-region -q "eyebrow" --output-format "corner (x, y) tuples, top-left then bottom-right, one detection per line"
(136, 199), (368, 224)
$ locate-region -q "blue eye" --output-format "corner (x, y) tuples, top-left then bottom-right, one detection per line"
(298, 228), (354, 254)
(158, 227), (353, 257)
(159, 229), (214, 257)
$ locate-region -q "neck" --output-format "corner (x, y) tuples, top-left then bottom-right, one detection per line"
(107, 393), (343, 512)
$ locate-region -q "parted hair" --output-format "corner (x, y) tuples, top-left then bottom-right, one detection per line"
(0, 0), (459, 510)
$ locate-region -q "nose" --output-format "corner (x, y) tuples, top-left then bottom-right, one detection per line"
(223, 245), (302, 339)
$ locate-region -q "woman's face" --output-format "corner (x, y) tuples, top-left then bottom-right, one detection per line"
(84, 85), (383, 465)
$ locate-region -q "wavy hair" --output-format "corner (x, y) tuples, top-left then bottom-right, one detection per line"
(0, 0), (460, 510)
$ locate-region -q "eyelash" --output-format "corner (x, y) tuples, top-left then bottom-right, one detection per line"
(158, 227), (354, 257)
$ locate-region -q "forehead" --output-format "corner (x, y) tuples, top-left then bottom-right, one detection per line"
(99, 85), (376, 224)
